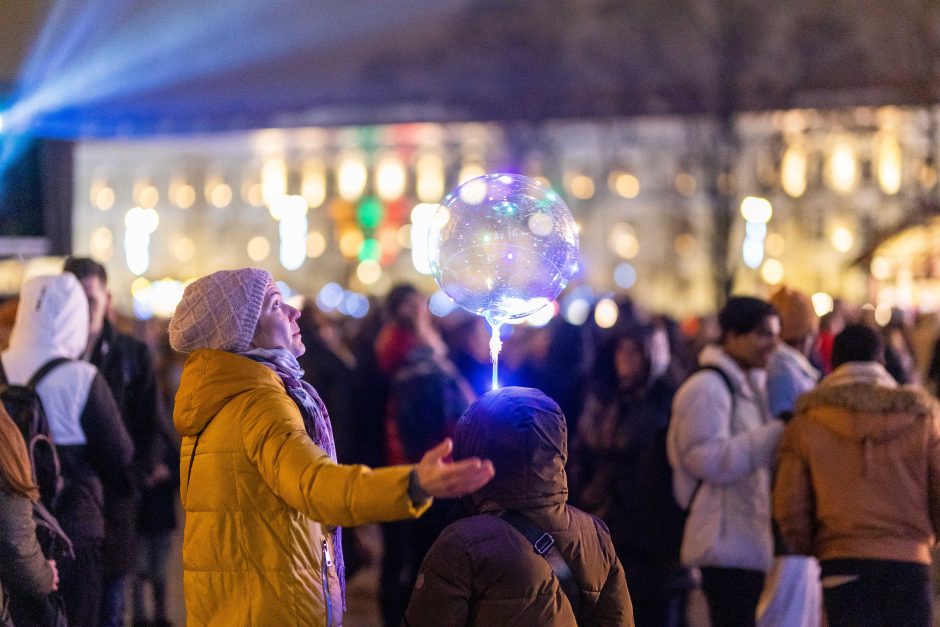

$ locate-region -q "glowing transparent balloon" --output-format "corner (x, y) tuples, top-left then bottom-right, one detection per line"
(428, 173), (580, 388)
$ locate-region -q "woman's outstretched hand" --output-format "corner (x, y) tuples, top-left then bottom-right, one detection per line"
(415, 438), (495, 499)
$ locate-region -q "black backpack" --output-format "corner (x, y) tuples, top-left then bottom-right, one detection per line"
(0, 357), (71, 513)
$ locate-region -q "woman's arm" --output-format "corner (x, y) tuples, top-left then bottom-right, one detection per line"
(0, 493), (54, 596)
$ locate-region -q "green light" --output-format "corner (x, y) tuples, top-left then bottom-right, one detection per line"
(359, 238), (380, 261)
(357, 196), (385, 229)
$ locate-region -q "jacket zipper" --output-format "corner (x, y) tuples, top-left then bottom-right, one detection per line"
(321, 538), (334, 627)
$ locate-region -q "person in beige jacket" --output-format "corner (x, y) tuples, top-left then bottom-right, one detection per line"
(773, 323), (940, 627)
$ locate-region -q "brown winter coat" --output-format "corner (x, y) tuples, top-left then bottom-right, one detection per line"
(404, 387), (633, 627)
(773, 362), (940, 565)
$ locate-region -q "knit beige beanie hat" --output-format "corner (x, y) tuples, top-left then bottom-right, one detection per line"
(168, 268), (272, 353)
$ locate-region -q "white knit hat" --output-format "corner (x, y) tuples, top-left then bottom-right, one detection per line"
(168, 268), (272, 353)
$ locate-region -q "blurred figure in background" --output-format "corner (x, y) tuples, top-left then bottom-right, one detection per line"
(774, 324), (940, 627)
(667, 297), (784, 627)
(64, 257), (167, 627)
(570, 323), (687, 627)
(2, 274), (134, 627)
(375, 283), (475, 626)
(757, 287), (822, 627)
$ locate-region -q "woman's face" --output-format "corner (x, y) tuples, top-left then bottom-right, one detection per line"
(251, 282), (305, 357)
(614, 337), (646, 385)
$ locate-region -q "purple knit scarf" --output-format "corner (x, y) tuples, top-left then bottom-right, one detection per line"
(239, 347), (346, 605)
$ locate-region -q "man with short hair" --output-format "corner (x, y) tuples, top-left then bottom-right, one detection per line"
(773, 324), (940, 627)
(63, 257), (167, 627)
(667, 296), (785, 627)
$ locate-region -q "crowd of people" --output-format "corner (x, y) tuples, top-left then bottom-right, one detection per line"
(2, 261), (940, 626)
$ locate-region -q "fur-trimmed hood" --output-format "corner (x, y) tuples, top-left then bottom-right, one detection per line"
(796, 362), (937, 442)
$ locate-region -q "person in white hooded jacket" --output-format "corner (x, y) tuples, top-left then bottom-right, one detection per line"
(667, 296), (785, 627)
(0, 273), (133, 627)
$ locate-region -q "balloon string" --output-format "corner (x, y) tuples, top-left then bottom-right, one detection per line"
(488, 321), (503, 390)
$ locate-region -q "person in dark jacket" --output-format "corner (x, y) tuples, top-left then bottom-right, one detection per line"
(375, 283), (476, 626)
(570, 323), (687, 627)
(0, 403), (58, 627)
(405, 386), (634, 626)
(63, 257), (167, 627)
(1, 273), (134, 627)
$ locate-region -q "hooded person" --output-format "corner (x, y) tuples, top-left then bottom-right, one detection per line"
(168, 268), (494, 627)
(0, 273), (133, 627)
(404, 386), (633, 627)
(570, 323), (688, 627)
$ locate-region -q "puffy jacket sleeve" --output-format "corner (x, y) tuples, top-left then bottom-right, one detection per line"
(584, 536), (634, 627)
(241, 391), (429, 527)
(672, 371), (784, 484)
(0, 492), (54, 597)
(403, 526), (472, 626)
(772, 417), (815, 555)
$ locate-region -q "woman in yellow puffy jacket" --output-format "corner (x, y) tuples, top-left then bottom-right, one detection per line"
(168, 268), (494, 626)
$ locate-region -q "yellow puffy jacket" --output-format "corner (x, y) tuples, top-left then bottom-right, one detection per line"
(174, 350), (429, 626)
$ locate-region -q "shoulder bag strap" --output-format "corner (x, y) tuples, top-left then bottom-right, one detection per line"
(497, 510), (582, 619)
(27, 357), (72, 389)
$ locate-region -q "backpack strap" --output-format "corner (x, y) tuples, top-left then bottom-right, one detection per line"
(27, 358), (72, 389)
(496, 510), (582, 619)
(679, 365), (737, 512)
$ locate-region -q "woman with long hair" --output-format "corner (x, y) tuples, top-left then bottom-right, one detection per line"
(0, 404), (59, 626)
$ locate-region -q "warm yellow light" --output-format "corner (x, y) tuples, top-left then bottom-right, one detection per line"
(247, 236), (270, 261)
(674, 172), (696, 197)
(415, 153), (445, 203)
(875, 133), (902, 195)
(301, 160), (327, 208)
(609, 171), (640, 199)
(760, 259), (785, 285)
(765, 233), (785, 257)
(740, 196), (773, 223)
(91, 181), (115, 211)
(375, 154), (408, 201)
(780, 144), (808, 198)
(209, 183), (233, 208)
(247, 183), (264, 207)
(607, 222), (639, 259)
(397, 224), (413, 249)
(337, 153), (368, 201)
(569, 174), (595, 200)
(831, 226), (854, 253)
(306, 231), (327, 258)
(261, 158), (287, 206)
(457, 160), (486, 186)
(826, 136), (858, 194)
(338, 228), (365, 258)
(356, 259), (382, 285)
(875, 303), (893, 327)
(811, 292), (835, 317)
(871, 256), (892, 280)
(131, 277), (151, 297)
(173, 237), (195, 262)
(171, 181), (195, 209)
(594, 298), (619, 329)
(89, 227), (113, 261)
(135, 183), (159, 209)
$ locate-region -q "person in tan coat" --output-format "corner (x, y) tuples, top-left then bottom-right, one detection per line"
(773, 323), (940, 627)
(169, 268), (494, 626)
